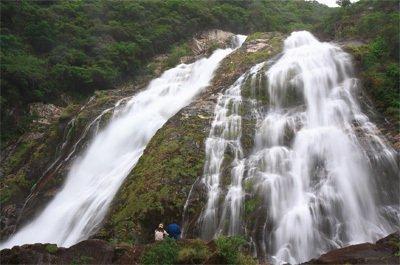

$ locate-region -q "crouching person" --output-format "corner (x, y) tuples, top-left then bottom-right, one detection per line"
(166, 222), (181, 240)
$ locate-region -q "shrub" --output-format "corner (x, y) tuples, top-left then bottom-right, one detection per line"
(215, 235), (247, 264)
(45, 244), (58, 254)
(165, 43), (192, 68)
(140, 238), (179, 265)
(237, 252), (258, 265)
(177, 239), (210, 264)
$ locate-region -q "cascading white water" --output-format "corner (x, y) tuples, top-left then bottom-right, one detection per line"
(250, 31), (398, 264)
(0, 35), (246, 249)
(199, 63), (265, 239)
(191, 31), (399, 264)
(200, 73), (245, 239)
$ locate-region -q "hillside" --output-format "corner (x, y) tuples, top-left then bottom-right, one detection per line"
(0, 1), (399, 264)
(1, 0), (330, 142)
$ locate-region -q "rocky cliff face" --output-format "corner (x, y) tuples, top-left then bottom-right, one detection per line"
(1, 232), (398, 264)
(302, 232), (400, 265)
(0, 85), (141, 240)
(1, 29), (398, 264)
(97, 32), (285, 244)
(0, 29), (259, 243)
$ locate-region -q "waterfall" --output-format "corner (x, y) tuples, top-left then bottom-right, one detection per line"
(0, 35), (246, 249)
(199, 63), (266, 239)
(250, 31), (398, 264)
(191, 31), (399, 264)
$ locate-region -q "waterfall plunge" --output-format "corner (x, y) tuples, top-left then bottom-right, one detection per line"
(1, 35), (247, 249)
(194, 31), (399, 264)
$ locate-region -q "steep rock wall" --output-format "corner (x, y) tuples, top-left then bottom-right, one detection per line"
(99, 32), (285, 244)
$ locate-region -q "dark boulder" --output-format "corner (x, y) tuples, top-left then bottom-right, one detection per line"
(303, 232), (400, 264)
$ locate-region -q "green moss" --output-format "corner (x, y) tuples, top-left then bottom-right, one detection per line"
(104, 115), (208, 243)
(244, 195), (263, 218)
(102, 32), (285, 244)
(71, 255), (94, 265)
(244, 198), (257, 215)
(5, 142), (32, 174)
(247, 32), (268, 42)
(177, 239), (210, 264)
(45, 244), (58, 254)
(237, 252), (258, 265)
(0, 185), (17, 205)
(59, 104), (79, 121)
(0, 171), (33, 205)
(207, 41), (221, 54)
(213, 32), (284, 93)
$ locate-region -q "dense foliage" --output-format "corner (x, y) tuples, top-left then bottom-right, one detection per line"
(0, 0), (329, 142)
(140, 238), (179, 265)
(215, 236), (249, 264)
(1, 0), (398, 140)
(139, 236), (254, 265)
(318, 0), (399, 120)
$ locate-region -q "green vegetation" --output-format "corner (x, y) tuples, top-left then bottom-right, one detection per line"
(177, 239), (210, 264)
(140, 238), (179, 265)
(139, 237), (254, 265)
(165, 43), (192, 68)
(318, 0), (399, 121)
(71, 255), (94, 265)
(99, 31), (284, 245)
(1, 0), (329, 142)
(45, 244), (58, 254)
(215, 236), (248, 264)
(102, 114), (210, 244)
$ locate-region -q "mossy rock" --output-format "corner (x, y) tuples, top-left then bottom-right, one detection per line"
(45, 244), (58, 254)
(100, 32), (286, 244)
(101, 107), (212, 244)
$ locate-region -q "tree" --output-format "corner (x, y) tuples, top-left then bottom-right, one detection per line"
(336, 0), (351, 8)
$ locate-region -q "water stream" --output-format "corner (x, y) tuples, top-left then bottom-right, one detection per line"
(0, 35), (246, 249)
(189, 31), (399, 264)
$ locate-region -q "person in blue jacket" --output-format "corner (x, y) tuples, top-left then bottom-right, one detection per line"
(166, 222), (181, 240)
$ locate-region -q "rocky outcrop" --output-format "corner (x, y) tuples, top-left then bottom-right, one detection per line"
(0, 85), (144, 241)
(1, 232), (398, 265)
(149, 29), (236, 75)
(0, 29), (244, 243)
(99, 32), (285, 244)
(343, 43), (400, 151)
(29, 103), (62, 126)
(191, 29), (235, 56)
(0, 239), (142, 264)
(303, 232), (400, 264)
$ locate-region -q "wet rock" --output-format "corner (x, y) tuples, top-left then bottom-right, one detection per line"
(303, 232), (400, 264)
(246, 40), (270, 53)
(59, 239), (114, 264)
(97, 32), (285, 244)
(29, 103), (62, 125)
(191, 29), (235, 56)
(0, 240), (124, 264)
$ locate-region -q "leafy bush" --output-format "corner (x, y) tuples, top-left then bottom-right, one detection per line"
(140, 238), (179, 265)
(237, 252), (258, 265)
(166, 43), (192, 68)
(215, 236), (247, 264)
(352, 38), (400, 120)
(177, 239), (210, 264)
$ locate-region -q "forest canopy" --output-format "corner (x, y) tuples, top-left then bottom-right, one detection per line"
(1, 0), (398, 141)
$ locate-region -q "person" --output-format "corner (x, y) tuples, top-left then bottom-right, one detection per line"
(166, 222), (181, 240)
(154, 223), (168, 241)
